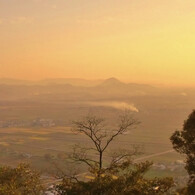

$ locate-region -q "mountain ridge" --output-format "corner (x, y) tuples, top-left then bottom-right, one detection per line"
(0, 77), (153, 88)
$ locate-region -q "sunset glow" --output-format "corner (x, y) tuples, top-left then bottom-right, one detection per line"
(1, 0), (195, 86)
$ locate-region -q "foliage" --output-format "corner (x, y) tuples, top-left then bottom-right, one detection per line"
(55, 113), (173, 194)
(0, 163), (43, 195)
(170, 110), (195, 194)
(56, 160), (174, 195)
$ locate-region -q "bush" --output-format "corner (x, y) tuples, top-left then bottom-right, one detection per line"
(0, 163), (43, 195)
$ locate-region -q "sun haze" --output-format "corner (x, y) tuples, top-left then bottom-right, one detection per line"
(0, 0), (195, 86)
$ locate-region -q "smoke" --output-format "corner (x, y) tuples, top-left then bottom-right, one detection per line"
(87, 101), (139, 112)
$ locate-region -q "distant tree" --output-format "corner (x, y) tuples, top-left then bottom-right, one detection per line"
(0, 163), (43, 195)
(170, 110), (195, 194)
(55, 113), (174, 194)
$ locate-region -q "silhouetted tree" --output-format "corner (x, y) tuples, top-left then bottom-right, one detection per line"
(70, 112), (139, 174)
(55, 113), (174, 194)
(170, 110), (195, 194)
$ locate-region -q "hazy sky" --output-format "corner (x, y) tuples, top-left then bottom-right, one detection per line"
(0, 0), (195, 86)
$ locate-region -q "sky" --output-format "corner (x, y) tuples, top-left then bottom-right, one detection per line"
(0, 0), (195, 86)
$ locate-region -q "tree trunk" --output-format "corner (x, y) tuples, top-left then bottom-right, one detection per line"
(99, 151), (103, 170)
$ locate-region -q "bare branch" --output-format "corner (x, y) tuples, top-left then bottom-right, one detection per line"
(102, 113), (139, 152)
(71, 112), (140, 171)
(69, 145), (99, 169)
(109, 146), (142, 167)
(72, 116), (105, 152)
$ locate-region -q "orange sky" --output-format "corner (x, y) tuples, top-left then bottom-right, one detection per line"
(0, 0), (195, 86)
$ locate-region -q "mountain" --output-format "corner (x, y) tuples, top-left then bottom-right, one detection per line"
(99, 77), (153, 88)
(40, 78), (103, 87)
(100, 77), (124, 87)
(0, 77), (159, 101)
(94, 77), (155, 96)
(0, 78), (35, 86)
(0, 78), (103, 87)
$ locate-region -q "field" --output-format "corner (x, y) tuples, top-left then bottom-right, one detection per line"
(0, 80), (194, 185)
(0, 106), (187, 179)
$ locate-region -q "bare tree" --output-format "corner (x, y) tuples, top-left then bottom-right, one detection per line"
(70, 112), (140, 175)
(55, 113), (174, 195)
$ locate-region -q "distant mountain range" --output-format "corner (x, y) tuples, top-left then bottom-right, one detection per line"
(0, 78), (103, 87)
(0, 78), (156, 101)
(0, 77), (192, 101)
(0, 77), (152, 88)
(99, 77), (154, 90)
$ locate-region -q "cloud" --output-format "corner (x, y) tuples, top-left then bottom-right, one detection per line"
(87, 101), (139, 112)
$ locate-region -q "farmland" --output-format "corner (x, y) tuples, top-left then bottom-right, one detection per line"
(0, 78), (193, 185)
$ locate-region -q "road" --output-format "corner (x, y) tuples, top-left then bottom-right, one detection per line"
(134, 149), (175, 162)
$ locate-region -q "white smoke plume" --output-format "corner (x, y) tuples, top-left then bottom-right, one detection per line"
(87, 101), (139, 112)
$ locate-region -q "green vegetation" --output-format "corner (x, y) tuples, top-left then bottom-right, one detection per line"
(171, 110), (195, 194)
(56, 161), (173, 195)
